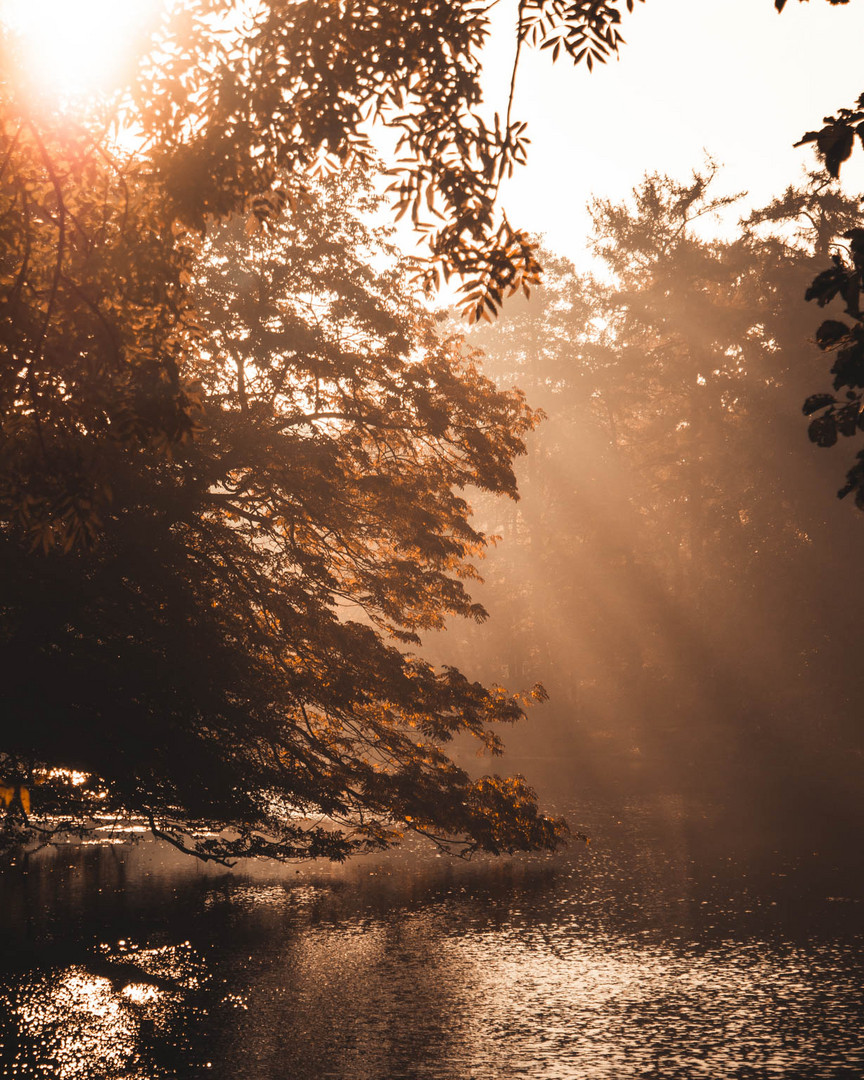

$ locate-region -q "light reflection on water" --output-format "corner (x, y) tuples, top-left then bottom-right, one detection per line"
(1, 942), (206, 1078)
(8, 968), (144, 1080)
(1, 797), (863, 1079)
(430, 932), (863, 1078)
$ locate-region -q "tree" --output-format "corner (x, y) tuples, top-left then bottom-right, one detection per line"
(458, 167), (864, 812)
(5, 0), (644, 861)
(0, 164), (573, 861)
(0, 0), (649, 860)
(0, 0), (644, 549)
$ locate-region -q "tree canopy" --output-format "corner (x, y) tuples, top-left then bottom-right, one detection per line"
(452, 166), (864, 822)
(0, 164), (571, 862)
(0, 0), (642, 549)
(1, 0), (651, 860)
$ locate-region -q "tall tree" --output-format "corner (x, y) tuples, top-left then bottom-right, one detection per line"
(0, 165), (570, 861)
(463, 168), (864, 808)
(0, 0), (644, 858)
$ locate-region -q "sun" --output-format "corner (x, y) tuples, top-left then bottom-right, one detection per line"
(0, 0), (162, 101)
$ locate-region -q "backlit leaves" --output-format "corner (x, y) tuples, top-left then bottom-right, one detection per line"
(0, 103), (204, 551)
(793, 94), (864, 179)
(128, 0), (638, 320)
(521, 0), (641, 70)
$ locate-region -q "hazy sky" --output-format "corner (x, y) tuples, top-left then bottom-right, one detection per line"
(485, 0), (864, 264)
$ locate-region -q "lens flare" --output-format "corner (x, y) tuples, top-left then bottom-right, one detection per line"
(1, 0), (161, 100)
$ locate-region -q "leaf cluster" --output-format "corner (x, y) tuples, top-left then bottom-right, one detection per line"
(0, 98), (203, 553)
(801, 232), (864, 503)
(522, 0), (641, 69)
(125, 0), (637, 320)
(776, 0), (864, 509)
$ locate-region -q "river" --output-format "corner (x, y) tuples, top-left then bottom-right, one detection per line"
(1, 788), (862, 1079)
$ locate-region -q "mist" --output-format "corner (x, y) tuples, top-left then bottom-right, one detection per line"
(425, 167), (864, 855)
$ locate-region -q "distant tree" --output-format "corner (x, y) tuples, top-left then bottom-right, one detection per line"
(476, 169), (861, 601)
(463, 167), (864, 800)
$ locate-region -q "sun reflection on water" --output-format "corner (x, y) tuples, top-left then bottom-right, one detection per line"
(2, 968), (146, 1079)
(0, 942), (209, 1079)
(424, 923), (864, 1079)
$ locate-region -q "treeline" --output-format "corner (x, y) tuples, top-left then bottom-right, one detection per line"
(437, 167), (864, 829)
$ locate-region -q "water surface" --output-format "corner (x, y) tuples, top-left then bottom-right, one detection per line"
(1, 793), (862, 1079)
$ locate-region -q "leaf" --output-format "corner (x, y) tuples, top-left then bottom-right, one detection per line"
(808, 413), (839, 447)
(837, 403), (861, 436)
(805, 261), (849, 308)
(815, 319), (850, 348)
(831, 343), (864, 390)
(818, 123), (855, 178)
(802, 393), (836, 416)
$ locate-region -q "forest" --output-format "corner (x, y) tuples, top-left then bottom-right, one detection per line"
(1, 0), (864, 861)
(4, 1), (864, 1077)
(446, 166), (864, 841)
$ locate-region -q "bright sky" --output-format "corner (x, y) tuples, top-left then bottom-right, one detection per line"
(487, 0), (864, 265)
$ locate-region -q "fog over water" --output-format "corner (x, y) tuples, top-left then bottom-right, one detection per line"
(426, 170), (864, 854)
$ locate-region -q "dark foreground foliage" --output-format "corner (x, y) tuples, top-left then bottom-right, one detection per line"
(779, 0), (864, 504)
(0, 0), (644, 859)
(0, 29), (586, 861)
